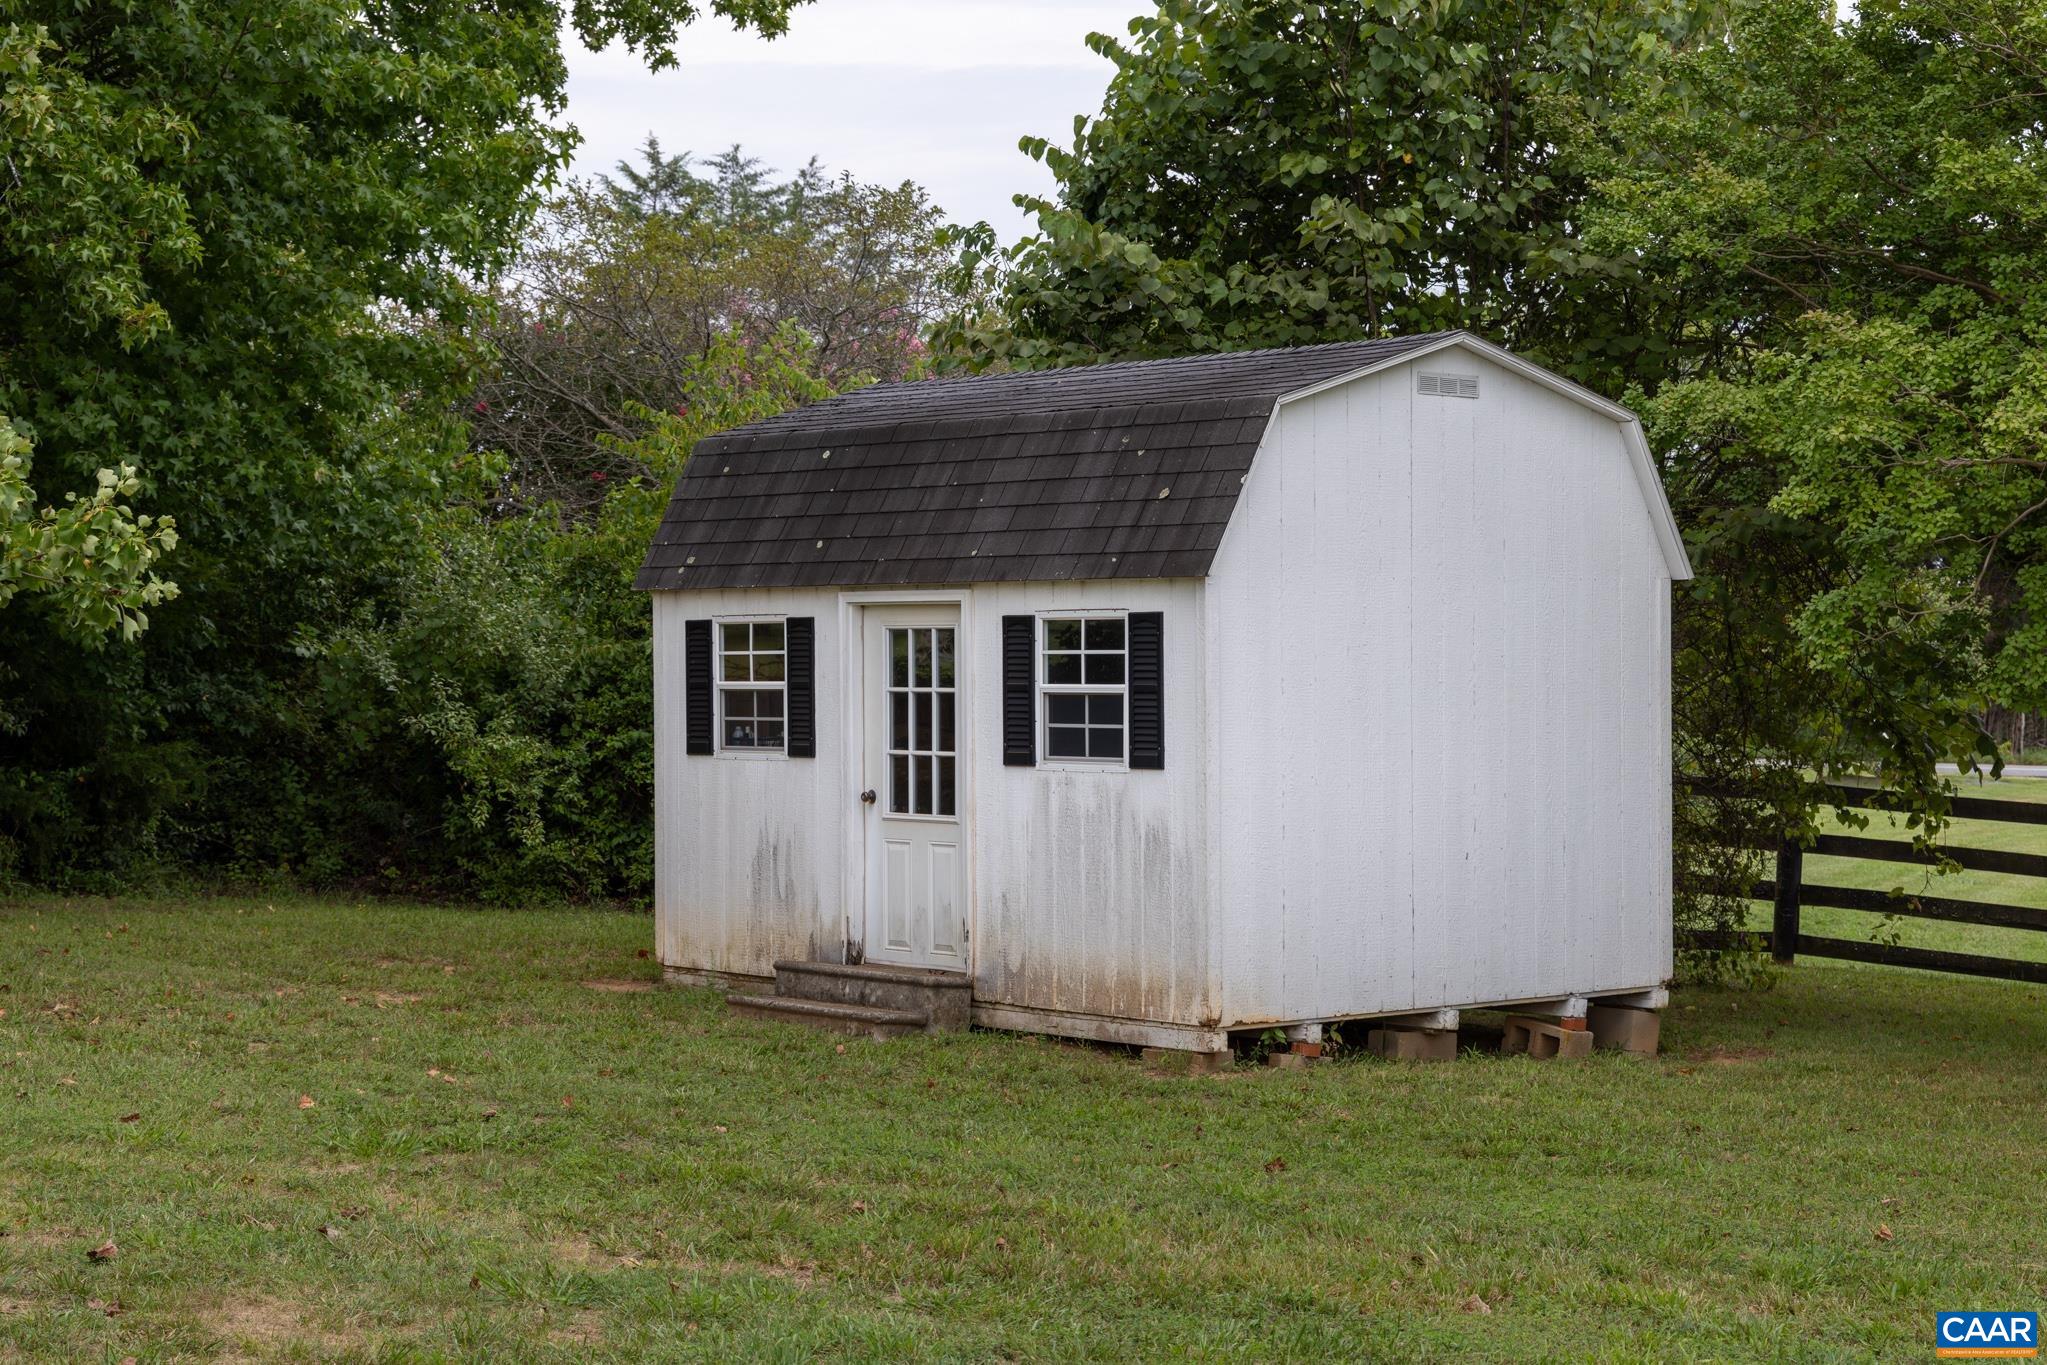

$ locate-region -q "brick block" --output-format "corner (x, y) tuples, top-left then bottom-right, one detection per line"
(1588, 1003), (1660, 1057)
(1264, 1050), (1310, 1070)
(1366, 1026), (1457, 1062)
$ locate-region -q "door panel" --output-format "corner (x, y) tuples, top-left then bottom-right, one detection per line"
(863, 606), (966, 969)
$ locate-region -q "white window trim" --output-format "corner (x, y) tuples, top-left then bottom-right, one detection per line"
(1037, 610), (1130, 772)
(715, 615), (789, 757)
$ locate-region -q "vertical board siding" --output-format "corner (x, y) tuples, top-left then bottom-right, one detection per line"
(654, 581), (1216, 1029)
(1207, 356), (1674, 1027)
(970, 580), (1213, 1027)
(653, 590), (846, 977)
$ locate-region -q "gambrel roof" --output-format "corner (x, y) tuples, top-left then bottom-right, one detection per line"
(635, 332), (1690, 590)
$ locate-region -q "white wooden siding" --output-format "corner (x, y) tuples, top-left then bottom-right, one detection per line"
(965, 580), (1213, 1028)
(1205, 353), (1674, 1027)
(654, 579), (1217, 1028)
(652, 588), (847, 977)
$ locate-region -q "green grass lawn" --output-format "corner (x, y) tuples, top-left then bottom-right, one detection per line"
(1744, 775), (2047, 964)
(3, 895), (2045, 1361)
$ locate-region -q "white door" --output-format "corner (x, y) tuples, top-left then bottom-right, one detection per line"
(861, 606), (966, 969)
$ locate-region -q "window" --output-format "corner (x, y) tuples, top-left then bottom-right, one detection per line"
(1041, 615), (1125, 762)
(888, 626), (956, 815)
(718, 619), (785, 750)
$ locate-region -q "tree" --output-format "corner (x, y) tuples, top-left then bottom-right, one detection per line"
(0, 415), (177, 642)
(935, 0), (1702, 391)
(1574, 0), (2047, 818)
(0, 0), (808, 883)
(471, 144), (968, 515)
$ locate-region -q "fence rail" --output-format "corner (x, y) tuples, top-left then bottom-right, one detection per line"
(1684, 780), (2047, 986)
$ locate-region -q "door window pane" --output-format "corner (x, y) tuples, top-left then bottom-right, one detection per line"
(882, 624), (956, 815)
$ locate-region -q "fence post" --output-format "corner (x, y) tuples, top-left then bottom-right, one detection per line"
(1772, 839), (1802, 964)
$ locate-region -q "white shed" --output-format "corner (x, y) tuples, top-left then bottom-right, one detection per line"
(636, 333), (1691, 1057)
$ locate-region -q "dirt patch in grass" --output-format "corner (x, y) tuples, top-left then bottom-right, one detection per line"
(580, 979), (654, 993)
(551, 1235), (644, 1269)
(1685, 1044), (1777, 1064)
(206, 1295), (356, 1358)
(547, 1307), (605, 1347)
(0, 1225), (86, 1250)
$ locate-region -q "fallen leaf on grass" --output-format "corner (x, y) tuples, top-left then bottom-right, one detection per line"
(86, 1297), (122, 1318)
(87, 1239), (117, 1263)
(850, 1200), (869, 1214)
(297, 1094), (316, 1110)
(319, 1224), (342, 1241)
(994, 1236), (1009, 1252)
(560, 1095), (574, 1110)
(58, 1076), (76, 1087)
(1263, 1157), (1287, 1174)
(636, 948), (650, 959)
(117, 1112), (140, 1124)
(713, 1125), (728, 1134)
(834, 1044), (846, 1055)
(482, 1108), (499, 1121)
(1461, 1294), (1492, 1314)
(1875, 1224), (1894, 1242)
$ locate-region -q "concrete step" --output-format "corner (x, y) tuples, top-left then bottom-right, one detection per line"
(726, 993), (931, 1041)
(772, 959), (971, 1030)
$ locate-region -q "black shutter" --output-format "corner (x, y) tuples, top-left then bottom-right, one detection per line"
(1002, 614), (1035, 766)
(1129, 610), (1164, 769)
(786, 616), (816, 758)
(684, 618), (714, 755)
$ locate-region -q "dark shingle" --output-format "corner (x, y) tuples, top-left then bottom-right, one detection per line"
(636, 334), (1447, 590)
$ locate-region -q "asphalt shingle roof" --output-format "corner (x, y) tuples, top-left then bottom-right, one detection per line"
(635, 334), (1446, 590)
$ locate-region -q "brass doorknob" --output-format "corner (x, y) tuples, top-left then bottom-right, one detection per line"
(860, 789), (877, 805)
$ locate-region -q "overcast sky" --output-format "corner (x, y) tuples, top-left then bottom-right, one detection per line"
(559, 1), (1143, 240)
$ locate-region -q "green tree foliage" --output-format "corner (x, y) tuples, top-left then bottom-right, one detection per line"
(312, 334), (830, 902)
(473, 143), (964, 515)
(1577, 0), (2047, 817)
(0, 415), (177, 644)
(0, 1), (806, 886)
(936, 0), (1700, 388)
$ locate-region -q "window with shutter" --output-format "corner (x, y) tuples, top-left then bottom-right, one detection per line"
(1128, 611), (1164, 769)
(1002, 615), (1035, 766)
(684, 618), (714, 755)
(786, 616), (816, 757)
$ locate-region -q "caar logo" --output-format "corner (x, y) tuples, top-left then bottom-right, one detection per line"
(1938, 1312), (2039, 1358)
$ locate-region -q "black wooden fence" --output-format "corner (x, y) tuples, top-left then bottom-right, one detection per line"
(1690, 781), (2047, 986)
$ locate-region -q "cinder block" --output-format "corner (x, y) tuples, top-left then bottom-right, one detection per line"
(1366, 1026), (1457, 1062)
(1503, 1015), (1594, 1060)
(1588, 1003), (1660, 1056)
(1264, 1049), (1310, 1070)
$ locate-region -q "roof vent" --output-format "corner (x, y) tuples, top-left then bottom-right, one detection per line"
(1417, 371), (1479, 399)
